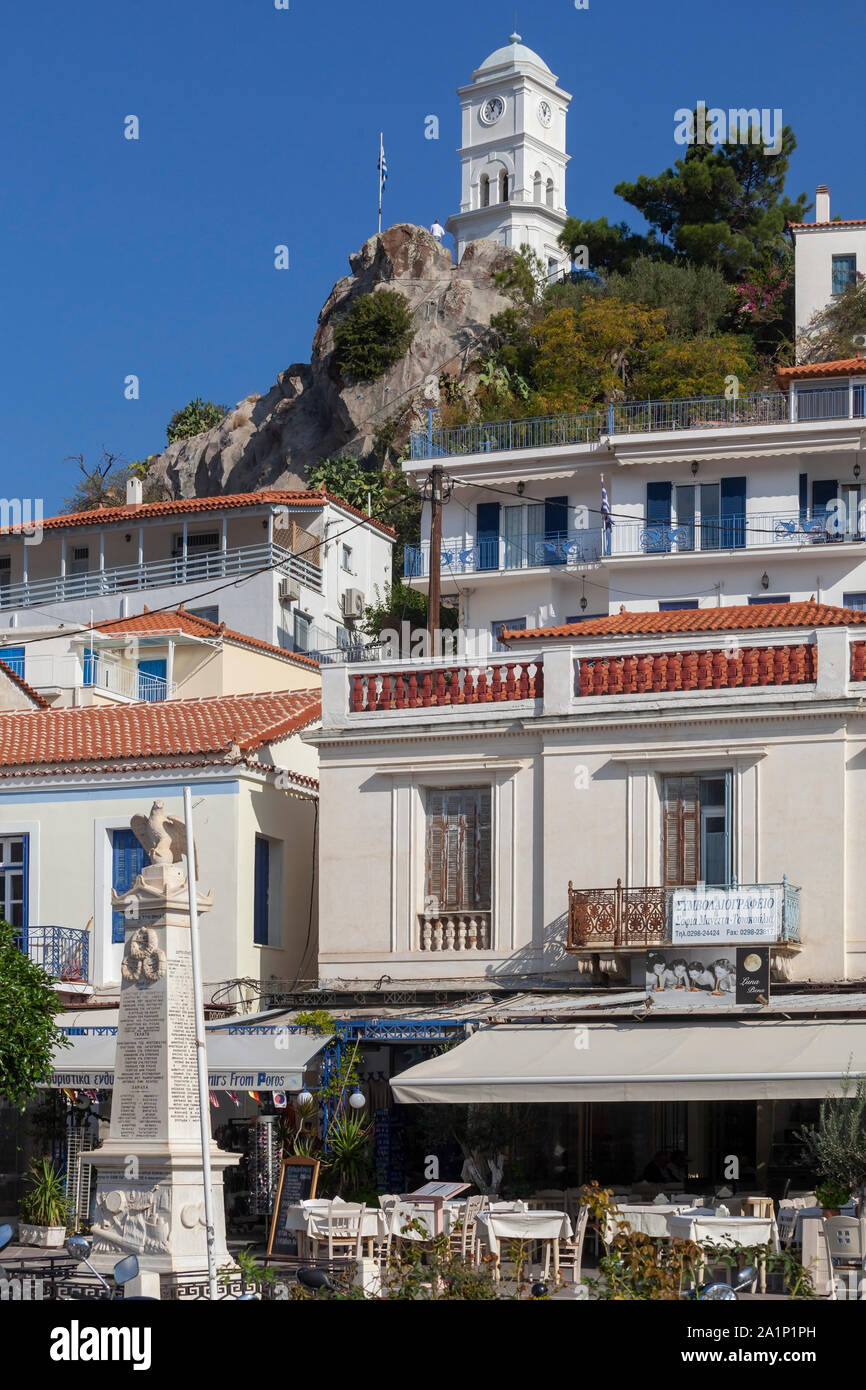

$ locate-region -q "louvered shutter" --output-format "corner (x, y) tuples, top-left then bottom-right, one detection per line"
(112, 829), (148, 943)
(425, 788), (492, 911)
(662, 777), (700, 887)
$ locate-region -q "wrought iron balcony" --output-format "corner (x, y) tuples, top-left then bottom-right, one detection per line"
(404, 509), (866, 579)
(16, 926), (90, 983)
(567, 879), (801, 952)
(410, 385), (864, 460)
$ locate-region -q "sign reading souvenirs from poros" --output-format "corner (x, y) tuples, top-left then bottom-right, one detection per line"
(671, 887), (783, 945)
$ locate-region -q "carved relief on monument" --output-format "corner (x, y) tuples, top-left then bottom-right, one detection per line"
(91, 1183), (172, 1255)
(121, 926), (167, 985)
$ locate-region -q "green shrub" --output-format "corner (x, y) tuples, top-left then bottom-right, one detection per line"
(166, 398), (228, 444)
(332, 290), (414, 381)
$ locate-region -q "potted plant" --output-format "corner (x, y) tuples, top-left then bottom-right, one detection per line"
(815, 1179), (851, 1218)
(18, 1157), (70, 1247)
(798, 1072), (866, 1217)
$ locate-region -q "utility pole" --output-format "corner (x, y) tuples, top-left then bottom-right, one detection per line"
(427, 465), (443, 651)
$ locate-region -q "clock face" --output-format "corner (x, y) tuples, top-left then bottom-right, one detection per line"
(538, 99), (552, 128)
(480, 96), (505, 125)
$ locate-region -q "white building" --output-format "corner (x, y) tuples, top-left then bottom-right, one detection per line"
(792, 185), (866, 351)
(0, 480), (394, 663)
(404, 360), (866, 654)
(0, 688), (320, 996)
(312, 600), (866, 990)
(446, 31), (572, 279)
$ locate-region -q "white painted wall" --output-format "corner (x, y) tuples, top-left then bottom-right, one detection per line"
(312, 636), (866, 986)
(794, 223), (866, 346)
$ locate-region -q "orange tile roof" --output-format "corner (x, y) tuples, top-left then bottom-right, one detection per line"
(0, 659), (50, 709)
(775, 358), (866, 382)
(0, 489), (396, 539)
(789, 220), (866, 229)
(503, 601), (866, 642)
(92, 607), (321, 670)
(0, 689), (321, 769)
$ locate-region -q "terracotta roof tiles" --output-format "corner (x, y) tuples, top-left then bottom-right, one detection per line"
(93, 608), (321, 670)
(503, 601), (866, 643)
(775, 358), (866, 382)
(0, 689), (321, 769)
(0, 659), (50, 709)
(0, 489), (395, 539)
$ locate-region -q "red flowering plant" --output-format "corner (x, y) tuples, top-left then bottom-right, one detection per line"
(732, 262), (792, 326)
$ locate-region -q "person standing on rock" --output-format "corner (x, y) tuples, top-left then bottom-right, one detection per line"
(430, 219), (445, 241)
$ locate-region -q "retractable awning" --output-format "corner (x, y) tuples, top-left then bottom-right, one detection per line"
(49, 1015), (330, 1093)
(389, 1018), (866, 1104)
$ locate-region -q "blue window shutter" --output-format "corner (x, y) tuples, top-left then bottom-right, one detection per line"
(254, 837), (270, 946)
(476, 502), (500, 572)
(646, 482), (672, 525)
(720, 476), (746, 549)
(0, 646), (25, 679)
(112, 829), (147, 944)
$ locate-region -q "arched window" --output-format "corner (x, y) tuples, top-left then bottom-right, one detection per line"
(499, 170), (509, 203)
(480, 174), (490, 209)
(546, 178), (555, 208)
(533, 171), (542, 202)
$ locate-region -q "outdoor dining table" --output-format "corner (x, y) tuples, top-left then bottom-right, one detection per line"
(391, 1199), (518, 1242)
(285, 1199), (387, 1257)
(475, 1208), (573, 1277)
(667, 1211), (779, 1293)
(608, 1204), (690, 1239)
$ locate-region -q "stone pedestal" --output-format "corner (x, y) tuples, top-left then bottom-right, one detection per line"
(84, 862), (239, 1275)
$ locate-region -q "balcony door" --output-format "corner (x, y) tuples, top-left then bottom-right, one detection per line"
(662, 773), (731, 887)
(476, 503), (500, 572)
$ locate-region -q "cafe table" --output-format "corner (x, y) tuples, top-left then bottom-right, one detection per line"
(667, 1211), (779, 1293)
(607, 1204), (689, 1239)
(285, 1199), (387, 1258)
(475, 1208), (573, 1279)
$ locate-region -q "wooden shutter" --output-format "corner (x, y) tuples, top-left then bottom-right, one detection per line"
(112, 829), (148, 944)
(425, 789), (492, 911)
(662, 777), (700, 887)
(253, 837), (270, 945)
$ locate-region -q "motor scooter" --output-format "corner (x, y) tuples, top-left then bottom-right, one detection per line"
(64, 1234), (154, 1299)
(682, 1265), (757, 1301)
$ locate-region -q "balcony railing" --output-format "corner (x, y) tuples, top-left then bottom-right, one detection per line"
(404, 509), (866, 578)
(567, 879), (801, 951)
(1, 653), (176, 701)
(417, 911), (492, 951)
(349, 659), (543, 712)
(16, 926), (90, 983)
(410, 386), (864, 460)
(0, 542), (322, 611)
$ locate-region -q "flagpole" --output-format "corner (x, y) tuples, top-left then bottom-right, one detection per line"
(183, 785), (218, 1301)
(378, 131), (383, 235)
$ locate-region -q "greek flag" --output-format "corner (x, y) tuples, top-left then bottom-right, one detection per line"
(379, 147), (388, 188)
(600, 477), (613, 531)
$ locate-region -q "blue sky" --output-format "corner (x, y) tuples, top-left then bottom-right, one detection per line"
(1, 0), (861, 511)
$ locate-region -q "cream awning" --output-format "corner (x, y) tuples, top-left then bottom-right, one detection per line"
(389, 1018), (866, 1104)
(49, 1016), (330, 1093)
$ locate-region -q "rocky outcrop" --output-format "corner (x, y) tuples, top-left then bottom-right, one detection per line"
(148, 225), (519, 498)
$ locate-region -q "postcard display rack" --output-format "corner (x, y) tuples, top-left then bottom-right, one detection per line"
(250, 1115), (282, 1216)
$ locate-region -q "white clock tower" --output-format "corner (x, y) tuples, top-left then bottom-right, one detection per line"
(446, 32), (572, 278)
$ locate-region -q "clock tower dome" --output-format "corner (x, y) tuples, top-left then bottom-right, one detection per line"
(446, 32), (572, 278)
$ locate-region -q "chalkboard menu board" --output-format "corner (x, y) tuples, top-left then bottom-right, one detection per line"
(267, 1157), (320, 1258)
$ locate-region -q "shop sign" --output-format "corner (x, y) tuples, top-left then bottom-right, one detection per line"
(671, 887), (783, 945)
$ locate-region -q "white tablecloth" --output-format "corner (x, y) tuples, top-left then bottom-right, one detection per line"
(668, 1213), (779, 1250)
(476, 1209), (572, 1257)
(284, 1200), (386, 1240)
(609, 1204), (688, 1239)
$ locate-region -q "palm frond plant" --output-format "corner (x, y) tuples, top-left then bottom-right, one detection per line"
(19, 1157), (70, 1229)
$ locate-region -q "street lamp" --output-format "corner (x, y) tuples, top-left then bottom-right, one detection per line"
(348, 1088), (366, 1110)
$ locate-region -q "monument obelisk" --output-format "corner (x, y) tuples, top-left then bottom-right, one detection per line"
(83, 801), (238, 1276)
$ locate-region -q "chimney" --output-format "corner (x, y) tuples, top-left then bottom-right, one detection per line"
(126, 476), (143, 507)
(815, 185), (830, 223)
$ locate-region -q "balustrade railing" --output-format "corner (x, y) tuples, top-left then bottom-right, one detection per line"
(349, 660), (543, 712)
(417, 911), (492, 951)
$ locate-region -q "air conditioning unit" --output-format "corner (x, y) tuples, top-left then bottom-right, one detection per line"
(279, 578), (300, 605)
(342, 588), (365, 619)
